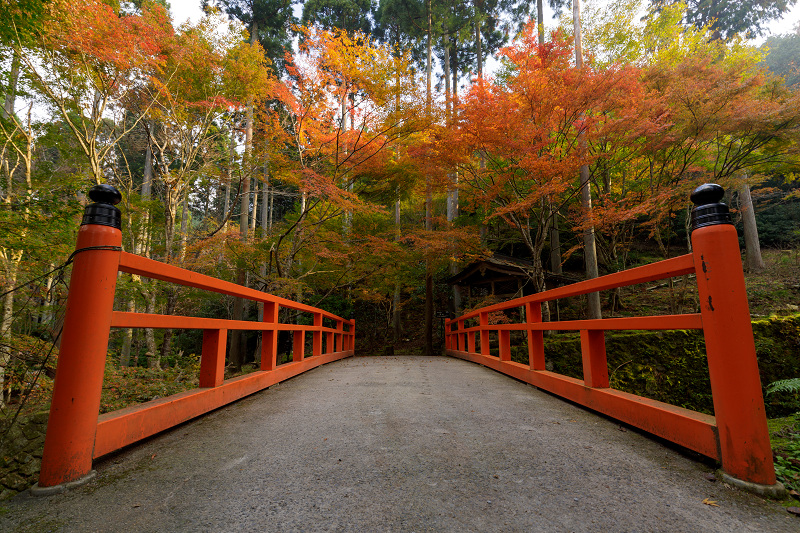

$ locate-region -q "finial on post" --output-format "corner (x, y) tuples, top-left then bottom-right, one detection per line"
(690, 183), (731, 232)
(81, 184), (122, 230)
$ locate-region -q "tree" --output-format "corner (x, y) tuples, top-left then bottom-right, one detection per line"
(762, 29), (800, 87)
(649, 0), (799, 40)
(302, 0), (375, 34)
(207, 0), (295, 73)
(445, 26), (645, 318)
(10, 0), (171, 184)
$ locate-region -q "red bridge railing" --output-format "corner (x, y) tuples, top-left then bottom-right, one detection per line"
(445, 184), (783, 497)
(35, 185), (355, 492)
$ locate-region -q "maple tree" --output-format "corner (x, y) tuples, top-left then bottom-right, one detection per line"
(9, 0), (172, 185)
(441, 25), (647, 318)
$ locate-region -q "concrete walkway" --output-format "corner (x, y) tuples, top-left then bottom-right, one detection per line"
(2, 356), (796, 532)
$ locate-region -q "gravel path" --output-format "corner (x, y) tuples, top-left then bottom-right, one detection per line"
(2, 355), (796, 532)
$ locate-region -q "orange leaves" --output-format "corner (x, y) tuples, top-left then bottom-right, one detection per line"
(449, 23), (648, 224)
(46, 0), (170, 76)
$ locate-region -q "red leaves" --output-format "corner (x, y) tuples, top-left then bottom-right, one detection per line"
(47, 0), (170, 75)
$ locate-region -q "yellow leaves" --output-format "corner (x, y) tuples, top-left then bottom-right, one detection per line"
(701, 497), (719, 507)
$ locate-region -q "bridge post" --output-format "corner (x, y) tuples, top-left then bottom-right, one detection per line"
(34, 185), (123, 492)
(199, 329), (227, 387)
(261, 302), (279, 370)
(525, 302), (545, 370)
(690, 184), (783, 496)
(313, 312), (323, 356)
(293, 331), (305, 362)
(580, 330), (609, 388)
(479, 312), (490, 356)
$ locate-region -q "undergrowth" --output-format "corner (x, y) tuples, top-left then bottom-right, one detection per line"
(768, 413), (800, 493)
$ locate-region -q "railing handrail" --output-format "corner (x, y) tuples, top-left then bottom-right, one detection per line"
(119, 251), (351, 322)
(453, 254), (695, 321)
(450, 314), (703, 332)
(110, 312), (353, 331)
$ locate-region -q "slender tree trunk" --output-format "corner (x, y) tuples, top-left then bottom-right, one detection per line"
(450, 44), (460, 110)
(740, 176), (765, 272)
(424, 0), (435, 355)
(574, 0), (601, 319)
(261, 150), (270, 239)
(475, 17), (483, 80)
(550, 208), (562, 274)
(538, 3), (561, 276)
(223, 128), (235, 229)
(230, 41), (256, 369)
(143, 287), (158, 368)
(0, 250), (23, 408)
(2, 51), (19, 120)
(179, 188), (189, 263)
(393, 192), (402, 343)
(444, 43), (451, 121)
(250, 178), (258, 233)
(537, 0), (545, 43)
(120, 298), (135, 367)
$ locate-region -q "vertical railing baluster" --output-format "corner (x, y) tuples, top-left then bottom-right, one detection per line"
(526, 302), (545, 370)
(480, 312), (490, 356)
(200, 329), (227, 387)
(580, 330), (609, 388)
(293, 330), (305, 362)
(499, 329), (511, 361)
(313, 312), (323, 356)
(261, 302), (279, 370)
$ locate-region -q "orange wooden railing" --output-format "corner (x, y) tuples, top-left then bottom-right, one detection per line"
(36, 185), (355, 491)
(445, 184), (782, 495)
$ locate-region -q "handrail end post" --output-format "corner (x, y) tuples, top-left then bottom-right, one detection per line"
(39, 185), (123, 488)
(690, 183), (777, 487)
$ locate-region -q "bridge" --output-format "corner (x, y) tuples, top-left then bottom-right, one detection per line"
(5, 356), (798, 531)
(4, 184), (796, 530)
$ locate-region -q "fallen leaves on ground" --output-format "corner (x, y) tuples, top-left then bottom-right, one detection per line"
(701, 498), (719, 507)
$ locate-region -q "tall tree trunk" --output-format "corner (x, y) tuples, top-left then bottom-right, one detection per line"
(250, 178), (258, 233)
(444, 43), (451, 121)
(121, 123), (154, 367)
(179, 188), (189, 263)
(2, 51), (20, 120)
(475, 16), (483, 80)
(223, 128), (235, 229)
(261, 150), (270, 239)
(142, 286), (158, 368)
(0, 250), (23, 407)
(740, 176), (765, 272)
(393, 192), (402, 343)
(537, 0), (545, 42)
(424, 0), (435, 355)
(550, 208), (562, 275)
(120, 298), (135, 367)
(573, 0), (601, 319)
(538, 0), (562, 276)
(230, 30), (257, 369)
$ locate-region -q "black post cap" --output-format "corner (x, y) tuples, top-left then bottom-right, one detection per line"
(81, 184), (122, 230)
(690, 183), (731, 232)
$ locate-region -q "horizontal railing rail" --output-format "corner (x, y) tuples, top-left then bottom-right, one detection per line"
(445, 185), (783, 497)
(35, 185), (355, 492)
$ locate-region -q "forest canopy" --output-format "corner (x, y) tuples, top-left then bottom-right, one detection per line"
(1, 0), (799, 408)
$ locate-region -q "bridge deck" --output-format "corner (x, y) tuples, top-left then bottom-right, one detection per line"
(4, 356), (795, 532)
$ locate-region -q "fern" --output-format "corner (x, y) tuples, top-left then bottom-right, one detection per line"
(766, 378), (800, 395)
